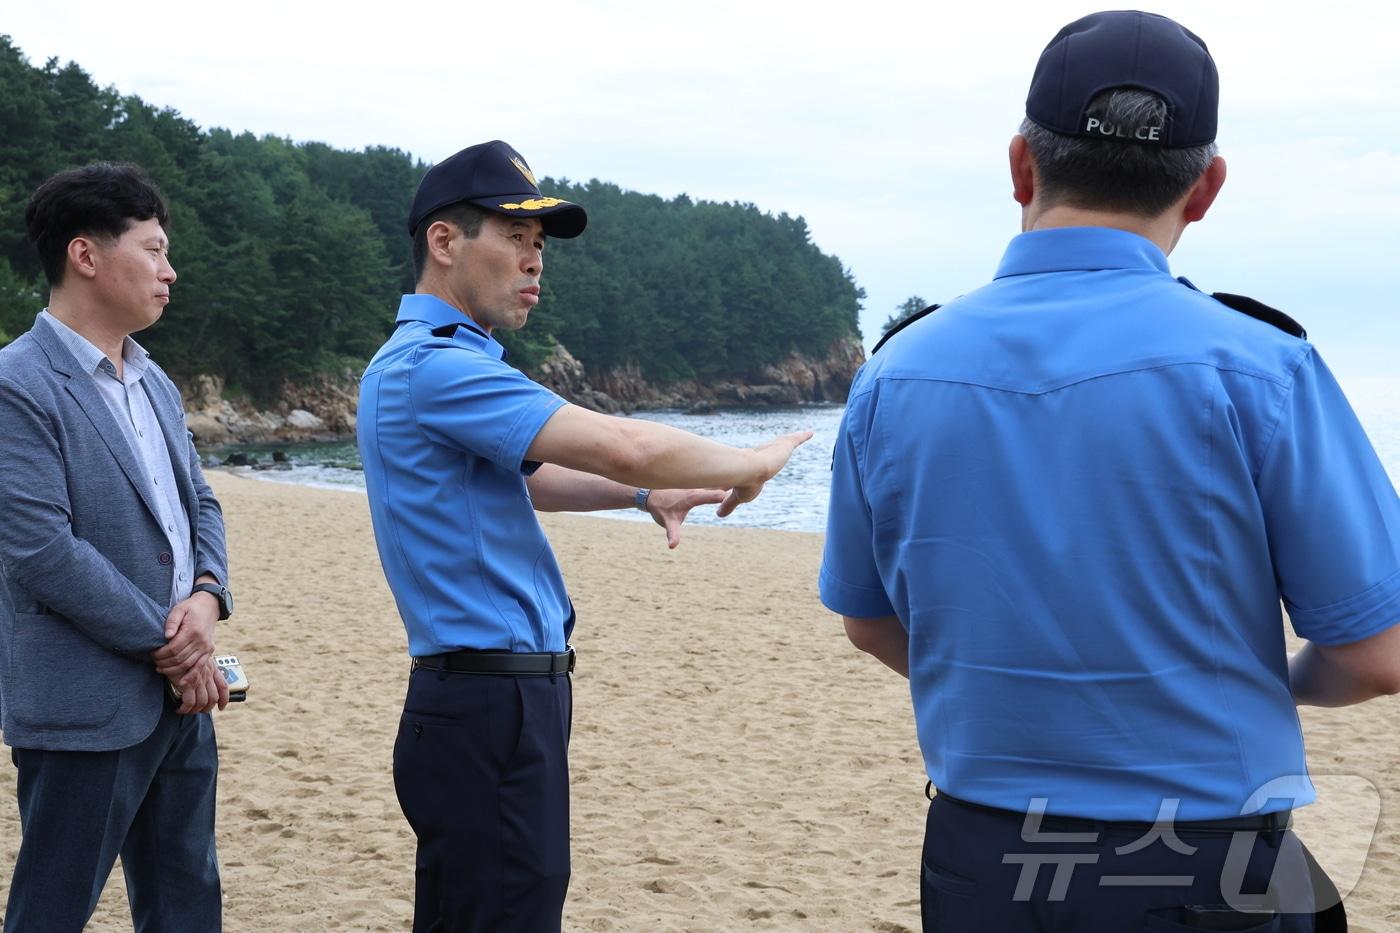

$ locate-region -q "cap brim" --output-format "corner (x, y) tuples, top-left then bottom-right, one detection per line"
(470, 195), (588, 239)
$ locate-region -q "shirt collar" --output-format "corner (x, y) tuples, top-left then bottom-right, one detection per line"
(394, 294), (505, 360)
(994, 227), (1172, 280)
(39, 309), (149, 381)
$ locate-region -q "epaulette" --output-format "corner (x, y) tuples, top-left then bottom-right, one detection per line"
(1210, 292), (1307, 340)
(430, 321), (490, 340)
(871, 304), (941, 355)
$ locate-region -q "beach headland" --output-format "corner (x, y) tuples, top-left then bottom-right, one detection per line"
(0, 473), (1396, 931)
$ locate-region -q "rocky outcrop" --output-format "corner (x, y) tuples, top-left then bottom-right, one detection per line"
(178, 335), (865, 443)
(542, 335), (866, 413)
(179, 371), (358, 445)
(530, 344), (626, 414)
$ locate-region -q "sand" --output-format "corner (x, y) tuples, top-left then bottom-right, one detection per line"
(0, 472), (1397, 931)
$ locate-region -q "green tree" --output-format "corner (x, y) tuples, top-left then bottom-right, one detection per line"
(0, 36), (865, 393)
(0, 257), (42, 344)
(883, 295), (928, 334)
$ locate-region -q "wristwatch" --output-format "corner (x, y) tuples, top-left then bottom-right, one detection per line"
(634, 488), (652, 512)
(192, 582), (233, 621)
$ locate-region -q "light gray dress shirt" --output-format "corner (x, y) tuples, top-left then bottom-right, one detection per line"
(39, 310), (194, 608)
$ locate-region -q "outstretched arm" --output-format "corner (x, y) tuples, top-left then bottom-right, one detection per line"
(526, 464), (725, 549)
(525, 404), (810, 517)
(526, 463), (641, 513)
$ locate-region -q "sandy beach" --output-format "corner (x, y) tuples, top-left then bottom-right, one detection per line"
(2, 471), (1397, 931)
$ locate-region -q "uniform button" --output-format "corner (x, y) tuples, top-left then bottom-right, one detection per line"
(158, 552), (172, 565)
(166, 524), (175, 532)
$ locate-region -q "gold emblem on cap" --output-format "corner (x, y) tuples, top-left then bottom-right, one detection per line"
(510, 156), (538, 187)
(499, 197), (569, 211)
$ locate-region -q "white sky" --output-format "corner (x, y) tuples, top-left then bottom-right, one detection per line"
(4, 0), (1397, 376)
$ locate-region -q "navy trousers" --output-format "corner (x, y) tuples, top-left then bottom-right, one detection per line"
(920, 793), (1346, 932)
(4, 700), (221, 932)
(394, 667), (572, 933)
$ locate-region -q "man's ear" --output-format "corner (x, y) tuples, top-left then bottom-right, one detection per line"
(66, 236), (100, 281)
(1182, 155), (1227, 224)
(425, 220), (458, 268)
(1010, 134), (1036, 207)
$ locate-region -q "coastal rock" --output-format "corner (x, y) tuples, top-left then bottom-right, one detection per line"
(758, 335), (864, 402)
(178, 336), (865, 448)
(178, 371), (357, 444)
(276, 370), (359, 436)
(565, 335), (866, 411)
(531, 344), (625, 414)
(185, 411), (233, 446)
(590, 363), (655, 408)
(286, 409), (326, 432)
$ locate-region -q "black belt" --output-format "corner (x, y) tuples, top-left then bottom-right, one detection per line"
(936, 790), (1292, 834)
(412, 646), (576, 676)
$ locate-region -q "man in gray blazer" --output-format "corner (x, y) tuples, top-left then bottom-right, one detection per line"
(0, 163), (234, 931)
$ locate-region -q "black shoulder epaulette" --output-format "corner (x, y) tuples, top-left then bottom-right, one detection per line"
(872, 304), (941, 355)
(431, 321), (490, 341)
(1210, 292), (1307, 340)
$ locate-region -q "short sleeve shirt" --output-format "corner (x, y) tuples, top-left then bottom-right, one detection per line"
(358, 294), (570, 655)
(820, 227), (1400, 821)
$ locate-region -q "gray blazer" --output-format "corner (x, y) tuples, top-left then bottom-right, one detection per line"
(0, 315), (228, 751)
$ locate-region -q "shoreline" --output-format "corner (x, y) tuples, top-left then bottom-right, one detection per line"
(209, 466), (827, 538)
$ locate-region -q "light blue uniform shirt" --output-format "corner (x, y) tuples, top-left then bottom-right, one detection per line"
(39, 311), (194, 608)
(820, 228), (1400, 821)
(358, 295), (571, 656)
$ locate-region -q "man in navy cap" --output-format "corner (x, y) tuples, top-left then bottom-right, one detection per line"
(821, 11), (1400, 932)
(358, 139), (809, 932)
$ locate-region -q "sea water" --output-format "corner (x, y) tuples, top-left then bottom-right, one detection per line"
(207, 404), (846, 533)
(212, 377), (1400, 535)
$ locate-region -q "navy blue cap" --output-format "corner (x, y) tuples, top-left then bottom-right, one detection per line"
(408, 140), (587, 238)
(1026, 10), (1218, 148)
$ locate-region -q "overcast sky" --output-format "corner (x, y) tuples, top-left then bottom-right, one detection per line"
(4, 0), (1397, 378)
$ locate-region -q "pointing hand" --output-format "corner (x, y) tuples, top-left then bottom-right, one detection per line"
(717, 430), (813, 518)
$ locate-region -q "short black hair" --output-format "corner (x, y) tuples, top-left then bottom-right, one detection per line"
(412, 202), (488, 281)
(1021, 89), (1218, 217)
(24, 162), (171, 286)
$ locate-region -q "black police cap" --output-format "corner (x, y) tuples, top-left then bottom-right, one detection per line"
(1026, 10), (1219, 148)
(408, 140), (587, 239)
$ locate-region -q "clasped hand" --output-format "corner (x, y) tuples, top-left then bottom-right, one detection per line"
(151, 590), (229, 714)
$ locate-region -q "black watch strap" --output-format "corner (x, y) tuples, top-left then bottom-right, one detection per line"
(192, 582), (232, 621)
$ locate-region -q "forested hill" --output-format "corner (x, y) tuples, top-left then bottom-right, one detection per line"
(0, 38), (864, 400)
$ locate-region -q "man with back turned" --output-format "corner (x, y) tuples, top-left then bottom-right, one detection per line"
(358, 140), (809, 931)
(821, 11), (1400, 932)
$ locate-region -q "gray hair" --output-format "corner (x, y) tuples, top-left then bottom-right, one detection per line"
(1020, 88), (1218, 217)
